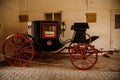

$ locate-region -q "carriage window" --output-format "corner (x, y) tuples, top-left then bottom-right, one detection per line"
(42, 23), (57, 38)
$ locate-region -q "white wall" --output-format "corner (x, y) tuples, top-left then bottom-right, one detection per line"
(0, 0), (120, 53)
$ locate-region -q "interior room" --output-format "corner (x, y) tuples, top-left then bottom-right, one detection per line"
(0, 0), (120, 80)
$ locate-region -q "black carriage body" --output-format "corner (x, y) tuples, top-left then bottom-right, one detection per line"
(31, 21), (64, 51)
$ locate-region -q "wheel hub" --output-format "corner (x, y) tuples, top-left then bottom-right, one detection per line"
(83, 57), (87, 60)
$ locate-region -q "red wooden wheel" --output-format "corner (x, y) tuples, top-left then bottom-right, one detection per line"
(69, 43), (98, 70)
(2, 33), (34, 67)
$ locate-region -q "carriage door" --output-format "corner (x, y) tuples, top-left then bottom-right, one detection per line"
(110, 9), (120, 50)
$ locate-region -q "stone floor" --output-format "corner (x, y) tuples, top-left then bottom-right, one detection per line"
(0, 67), (120, 80)
(0, 52), (120, 80)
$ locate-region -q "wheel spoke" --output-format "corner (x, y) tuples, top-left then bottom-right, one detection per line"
(88, 55), (97, 59)
(21, 45), (32, 51)
(82, 60), (85, 68)
(14, 55), (20, 64)
(19, 53), (27, 61)
(21, 53), (31, 60)
(6, 40), (16, 49)
(86, 58), (94, 64)
(12, 36), (20, 47)
(21, 40), (29, 47)
(84, 60), (89, 68)
(5, 48), (15, 55)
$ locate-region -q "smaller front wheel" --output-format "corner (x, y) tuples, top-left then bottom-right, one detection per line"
(69, 43), (98, 70)
(2, 33), (34, 67)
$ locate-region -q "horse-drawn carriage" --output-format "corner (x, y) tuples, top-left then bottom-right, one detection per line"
(2, 20), (100, 70)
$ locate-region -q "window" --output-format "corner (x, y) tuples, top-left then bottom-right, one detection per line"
(54, 13), (61, 21)
(115, 14), (120, 29)
(45, 12), (62, 22)
(45, 13), (52, 20)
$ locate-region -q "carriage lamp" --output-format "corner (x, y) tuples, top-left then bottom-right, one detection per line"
(28, 21), (32, 28)
(61, 22), (66, 37)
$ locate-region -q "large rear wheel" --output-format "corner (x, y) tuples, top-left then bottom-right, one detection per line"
(2, 33), (34, 67)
